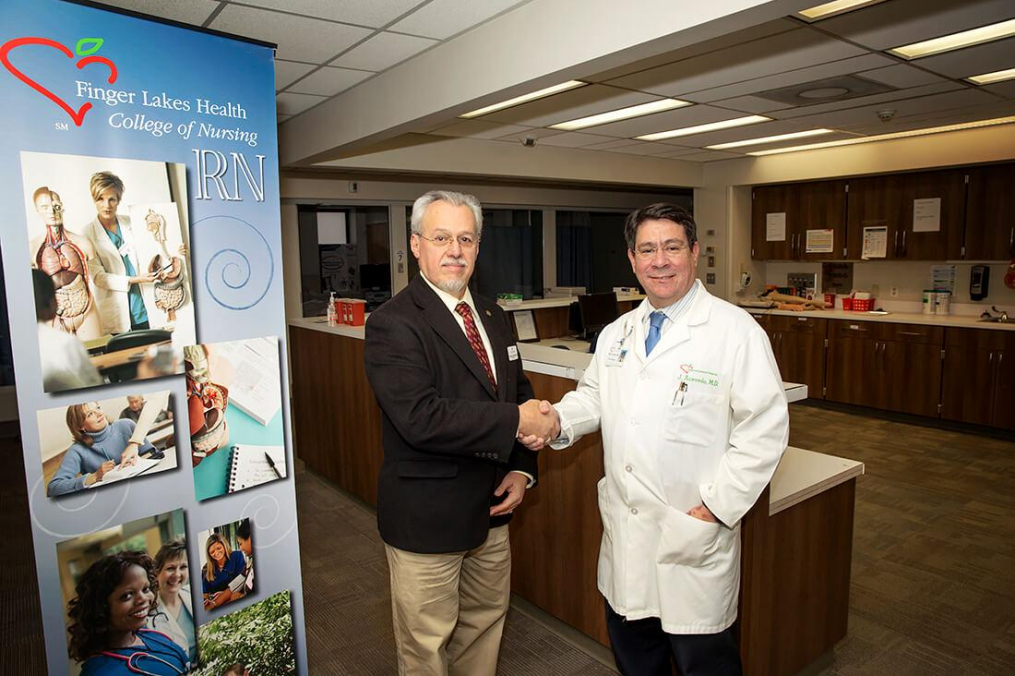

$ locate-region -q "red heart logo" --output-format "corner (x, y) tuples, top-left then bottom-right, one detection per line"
(680, 363), (692, 373)
(1, 36), (118, 127)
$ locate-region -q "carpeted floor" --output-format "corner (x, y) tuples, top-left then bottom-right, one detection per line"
(3, 403), (1014, 675)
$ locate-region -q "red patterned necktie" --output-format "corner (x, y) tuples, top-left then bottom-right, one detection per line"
(455, 302), (497, 391)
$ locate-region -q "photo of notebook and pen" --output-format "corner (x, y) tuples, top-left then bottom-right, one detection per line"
(227, 444), (287, 493)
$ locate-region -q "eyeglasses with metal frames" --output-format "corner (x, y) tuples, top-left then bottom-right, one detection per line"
(416, 232), (479, 249)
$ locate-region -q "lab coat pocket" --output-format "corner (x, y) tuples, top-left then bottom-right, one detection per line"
(596, 478), (613, 541)
(656, 506), (721, 567)
(664, 391), (724, 447)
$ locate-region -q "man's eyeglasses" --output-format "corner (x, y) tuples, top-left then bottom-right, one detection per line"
(634, 244), (690, 259)
(417, 233), (479, 249)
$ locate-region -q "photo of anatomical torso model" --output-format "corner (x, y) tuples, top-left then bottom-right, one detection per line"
(185, 344), (231, 466)
(29, 188), (103, 340)
(144, 208), (188, 326)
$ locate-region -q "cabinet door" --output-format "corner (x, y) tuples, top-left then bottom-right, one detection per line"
(846, 175), (907, 260)
(966, 163), (1015, 260)
(901, 169), (965, 260)
(798, 180), (847, 261)
(883, 341), (942, 417)
(752, 185), (796, 260)
(826, 335), (878, 405)
(992, 349), (1015, 431)
(941, 347), (995, 426)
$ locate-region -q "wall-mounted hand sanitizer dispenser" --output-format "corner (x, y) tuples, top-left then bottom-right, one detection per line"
(970, 265), (989, 301)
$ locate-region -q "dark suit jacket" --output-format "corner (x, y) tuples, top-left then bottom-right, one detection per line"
(364, 275), (539, 553)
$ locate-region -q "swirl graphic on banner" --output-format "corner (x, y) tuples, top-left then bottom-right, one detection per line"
(242, 492), (296, 549)
(198, 215), (274, 310)
(30, 474), (131, 539)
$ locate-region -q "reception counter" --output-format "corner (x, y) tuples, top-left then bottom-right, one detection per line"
(289, 316), (863, 676)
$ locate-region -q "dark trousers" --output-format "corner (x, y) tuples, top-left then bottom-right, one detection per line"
(605, 601), (743, 676)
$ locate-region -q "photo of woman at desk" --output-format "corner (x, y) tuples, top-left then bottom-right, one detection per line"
(198, 519), (255, 612)
(20, 151), (196, 394)
(57, 509), (194, 676)
(40, 391), (177, 497)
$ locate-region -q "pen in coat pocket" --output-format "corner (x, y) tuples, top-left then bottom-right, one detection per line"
(672, 381), (688, 405)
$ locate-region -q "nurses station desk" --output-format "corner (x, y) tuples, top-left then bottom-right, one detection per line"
(289, 311), (864, 676)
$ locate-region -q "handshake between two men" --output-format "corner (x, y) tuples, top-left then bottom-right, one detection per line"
(517, 399), (560, 451)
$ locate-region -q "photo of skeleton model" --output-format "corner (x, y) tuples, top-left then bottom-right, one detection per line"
(21, 152), (196, 393)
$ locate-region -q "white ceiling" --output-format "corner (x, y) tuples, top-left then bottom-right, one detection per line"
(92, 0), (1015, 164)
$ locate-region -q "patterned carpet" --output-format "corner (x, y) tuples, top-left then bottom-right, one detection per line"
(2, 403), (1014, 675)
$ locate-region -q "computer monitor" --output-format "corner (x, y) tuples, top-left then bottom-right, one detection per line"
(577, 292), (619, 340)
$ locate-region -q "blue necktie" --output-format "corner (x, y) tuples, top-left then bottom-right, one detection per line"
(646, 311), (665, 356)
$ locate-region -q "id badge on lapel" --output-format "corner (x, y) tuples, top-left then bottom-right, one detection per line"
(605, 320), (634, 368)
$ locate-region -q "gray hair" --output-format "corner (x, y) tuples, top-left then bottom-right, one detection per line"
(410, 190), (483, 239)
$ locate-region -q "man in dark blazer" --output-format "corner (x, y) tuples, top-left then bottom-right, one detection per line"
(364, 190), (558, 676)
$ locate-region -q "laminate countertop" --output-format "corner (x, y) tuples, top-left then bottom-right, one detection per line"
(745, 307), (1015, 331)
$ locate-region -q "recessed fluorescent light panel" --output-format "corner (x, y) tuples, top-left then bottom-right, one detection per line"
(548, 98), (691, 131)
(747, 116), (1015, 156)
(636, 115), (770, 141)
(889, 18), (1015, 59)
(706, 128), (835, 150)
(797, 0), (886, 21)
(967, 67), (1015, 85)
(460, 80), (586, 118)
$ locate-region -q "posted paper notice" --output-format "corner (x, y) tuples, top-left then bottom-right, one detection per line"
(766, 212), (786, 242)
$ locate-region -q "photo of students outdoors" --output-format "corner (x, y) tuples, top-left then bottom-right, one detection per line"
(193, 590), (295, 676)
(55, 509), (195, 675)
(21, 151), (195, 393)
(185, 337), (286, 501)
(38, 391), (177, 497)
(197, 518), (254, 612)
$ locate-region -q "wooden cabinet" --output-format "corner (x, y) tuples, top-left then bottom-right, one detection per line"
(941, 328), (1015, 430)
(752, 181), (846, 261)
(825, 320), (943, 416)
(965, 162), (1015, 260)
(752, 184), (796, 260)
(845, 169), (965, 260)
(768, 315), (826, 396)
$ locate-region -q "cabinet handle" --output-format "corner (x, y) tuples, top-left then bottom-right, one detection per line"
(1010, 227), (1014, 257)
(898, 331), (924, 337)
(893, 230), (900, 257)
(989, 351), (994, 363)
(901, 230), (907, 256)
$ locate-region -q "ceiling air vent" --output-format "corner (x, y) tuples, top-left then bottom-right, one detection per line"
(754, 75), (894, 107)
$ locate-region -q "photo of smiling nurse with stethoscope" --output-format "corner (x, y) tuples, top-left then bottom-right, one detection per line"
(66, 550), (190, 675)
(56, 508), (194, 676)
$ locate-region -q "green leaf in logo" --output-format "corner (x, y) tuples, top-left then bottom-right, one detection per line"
(76, 38), (104, 56)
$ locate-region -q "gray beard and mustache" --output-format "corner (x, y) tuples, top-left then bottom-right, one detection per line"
(435, 256), (469, 295)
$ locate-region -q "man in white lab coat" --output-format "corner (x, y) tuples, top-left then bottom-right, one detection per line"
(542, 203), (789, 675)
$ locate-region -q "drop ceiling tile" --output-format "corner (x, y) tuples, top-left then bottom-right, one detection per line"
(428, 119), (531, 139)
(493, 127), (569, 144)
(588, 19), (798, 83)
(819, 0), (1015, 51)
(844, 100), (1015, 134)
(582, 139), (647, 151)
(684, 54), (894, 103)
(857, 64), (949, 89)
(675, 120), (828, 148)
(536, 132), (619, 148)
(390, 0), (528, 39)
(915, 38), (1015, 80)
(582, 105), (755, 139)
(275, 60), (316, 91)
(91, 0), (220, 25)
(786, 88), (999, 131)
(482, 85), (664, 127)
(606, 28), (868, 97)
(769, 81), (964, 119)
(674, 150), (743, 162)
(605, 142), (679, 156)
(237, 0), (428, 28)
(331, 31), (437, 71)
(711, 95), (792, 114)
(287, 66), (373, 96)
(981, 80), (1015, 99)
(276, 92), (328, 116)
(211, 4), (372, 62)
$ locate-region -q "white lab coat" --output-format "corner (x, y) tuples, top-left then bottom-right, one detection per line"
(552, 280), (788, 634)
(82, 216), (155, 335)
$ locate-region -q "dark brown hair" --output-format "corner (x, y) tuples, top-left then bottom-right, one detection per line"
(67, 551), (158, 662)
(623, 203), (698, 250)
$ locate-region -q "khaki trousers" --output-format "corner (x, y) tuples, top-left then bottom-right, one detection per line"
(385, 525), (511, 676)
